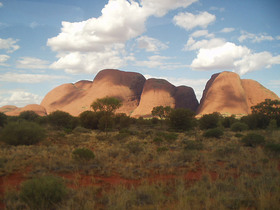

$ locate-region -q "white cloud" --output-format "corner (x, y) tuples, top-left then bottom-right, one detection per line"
(16, 57), (50, 69)
(30, 21), (39, 29)
(0, 72), (69, 83)
(173, 11), (216, 31)
(184, 37), (225, 51)
(209, 6), (225, 12)
(141, 0), (198, 17)
(191, 41), (280, 75)
(0, 91), (42, 107)
(190, 30), (214, 38)
(136, 55), (187, 70)
(239, 31), (274, 43)
(0, 2), (3, 8)
(0, 54), (10, 66)
(276, 36), (280, 40)
(0, 38), (20, 53)
(234, 52), (280, 75)
(220, 27), (235, 33)
(136, 36), (168, 52)
(47, 0), (197, 74)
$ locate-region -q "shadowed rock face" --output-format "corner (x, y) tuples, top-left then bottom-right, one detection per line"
(197, 72), (280, 115)
(2, 104), (47, 116)
(131, 78), (198, 117)
(41, 69), (146, 116)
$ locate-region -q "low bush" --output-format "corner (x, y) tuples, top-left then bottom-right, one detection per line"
(126, 141), (143, 155)
(230, 122), (248, 132)
(264, 143), (280, 155)
(48, 110), (78, 130)
(222, 115), (237, 128)
(19, 111), (40, 122)
(20, 175), (67, 210)
(203, 128), (224, 138)
(0, 112), (7, 127)
(241, 133), (265, 147)
(199, 112), (221, 130)
(156, 131), (178, 143)
(79, 111), (100, 129)
(0, 121), (45, 145)
(157, 146), (168, 153)
(72, 148), (95, 161)
(168, 108), (195, 131)
(153, 137), (163, 145)
(183, 140), (203, 150)
(115, 113), (132, 129)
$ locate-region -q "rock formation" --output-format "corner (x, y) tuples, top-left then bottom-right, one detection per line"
(197, 71), (280, 115)
(1, 104), (47, 116)
(41, 69), (146, 116)
(131, 78), (199, 117)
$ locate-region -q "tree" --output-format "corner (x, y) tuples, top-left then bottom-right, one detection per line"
(168, 108), (195, 131)
(90, 97), (122, 133)
(251, 99), (280, 127)
(0, 112), (7, 127)
(199, 112), (221, 130)
(151, 106), (171, 128)
(48, 110), (78, 130)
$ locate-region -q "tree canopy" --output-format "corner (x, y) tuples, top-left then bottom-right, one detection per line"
(91, 96), (122, 114)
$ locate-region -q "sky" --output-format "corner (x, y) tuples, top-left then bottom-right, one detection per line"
(0, 0), (280, 107)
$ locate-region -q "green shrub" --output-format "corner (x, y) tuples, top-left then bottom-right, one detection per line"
(235, 133), (243, 138)
(115, 132), (130, 141)
(241, 114), (270, 129)
(20, 175), (67, 210)
(199, 112), (221, 130)
(0, 112), (7, 127)
(19, 111), (40, 122)
(241, 133), (265, 147)
(230, 122), (248, 132)
(72, 148), (95, 161)
(168, 108), (195, 131)
(183, 140), (203, 150)
(98, 115), (114, 131)
(79, 111), (100, 129)
(222, 115), (237, 128)
(115, 113), (132, 129)
(203, 128), (224, 138)
(0, 121), (46, 145)
(48, 110), (78, 130)
(264, 143), (280, 155)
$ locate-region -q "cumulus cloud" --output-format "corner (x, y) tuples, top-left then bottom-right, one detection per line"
(136, 55), (187, 70)
(141, 0), (198, 17)
(184, 37), (225, 51)
(0, 54), (10, 66)
(190, 30), (214, 38)
(47, 0), (197, 74)
(0, 38), (20, 53)
(0, 91), (42, 107)
(220, 27), (235, 33)
(239, 31), (274, 43)
(191, 41), (280, 75)
(0, 73), (69, 83)
(16, 57), (50, 69)
(137, 36), (168, 52)
(173, 11), (216, 31)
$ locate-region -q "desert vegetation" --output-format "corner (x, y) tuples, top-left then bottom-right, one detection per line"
(0, 98), (280, 209)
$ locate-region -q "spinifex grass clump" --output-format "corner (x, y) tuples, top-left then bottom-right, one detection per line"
(203, 128), (224, 138)
(72, 148), (95, 161)
(20, 175), (67, 210)
(183, 140), (203, 150)
(0, 120), (46, 145)
(241, 133), (265, 147)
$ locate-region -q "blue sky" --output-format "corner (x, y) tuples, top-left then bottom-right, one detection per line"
(0, 0), (280, 107)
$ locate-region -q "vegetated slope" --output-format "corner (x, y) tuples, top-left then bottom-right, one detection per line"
(1, 104), (47, 116)
(131, 78), (198, 117)
(41, 69), (146, 116)
(197, 71), (280, 115)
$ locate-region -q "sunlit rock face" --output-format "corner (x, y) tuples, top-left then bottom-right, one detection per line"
(197, 71), (279, 116)
(131, 78), (199, 117)
(2, 104), (47, 116)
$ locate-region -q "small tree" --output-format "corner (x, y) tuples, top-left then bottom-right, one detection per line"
(91, 97), (122, 133)
(168, 108), (195, 131)
(19, 111), (40, 122)
(0, 112), (7, 127)
(251, 99), (280, 127)
(79, 111), (100, 129)
(48, 110), (78, 130)
(199, 112), (221, 130)
(151, 106), (171, 128)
